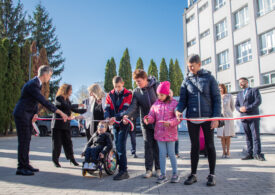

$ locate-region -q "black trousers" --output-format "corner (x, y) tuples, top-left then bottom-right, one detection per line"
(15, 117), (32, 169)
(187, 121), (216, 175)
(52, 128), (75, 162)
(142, 126), (160, 171)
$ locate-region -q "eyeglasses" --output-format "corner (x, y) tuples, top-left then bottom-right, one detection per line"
(98, 125), (106, 129)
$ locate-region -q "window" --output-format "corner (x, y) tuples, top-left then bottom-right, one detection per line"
(248, 77), (255, 87)
(200, 29), (210, 39)
(236, 40), (252, 64)
(215, 0), (225, 10)
(224, 83), (231, 92)
(234, 6), (249, 30)
(216, 19), (228, 40)
(199, 2), (208, 12)
(217, 50), (229, 71)
(187, 38), (196, 47)
(263, 72), (275, 84)
(189, 0), (198, 7)
(260, 29), (275, 55)
(202, 57), (211, 66)
(257, 0), (275, 16)
(186, 14), (195, 23)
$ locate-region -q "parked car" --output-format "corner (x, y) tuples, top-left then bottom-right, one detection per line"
(35, 117), (82, 137)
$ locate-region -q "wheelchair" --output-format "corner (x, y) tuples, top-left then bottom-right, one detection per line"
(82, 149), (118, 178)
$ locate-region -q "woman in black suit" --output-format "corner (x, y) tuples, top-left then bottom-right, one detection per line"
(52, 84), (86, 167)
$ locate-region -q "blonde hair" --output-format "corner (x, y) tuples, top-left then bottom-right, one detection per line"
(56, 84), (72, 99)
(88, 84), (105, 99)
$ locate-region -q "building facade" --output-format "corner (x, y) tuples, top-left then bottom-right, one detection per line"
(182, 0), (275, 133)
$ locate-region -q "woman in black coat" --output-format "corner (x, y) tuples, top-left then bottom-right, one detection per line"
(52, 84), (86, 167)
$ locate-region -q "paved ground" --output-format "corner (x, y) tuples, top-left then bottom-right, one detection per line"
(0, 132), (275, 195)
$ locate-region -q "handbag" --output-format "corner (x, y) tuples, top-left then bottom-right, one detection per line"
(218, 114), (225, 128)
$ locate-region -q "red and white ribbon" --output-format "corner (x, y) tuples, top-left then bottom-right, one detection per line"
(158, 114), (275, 123)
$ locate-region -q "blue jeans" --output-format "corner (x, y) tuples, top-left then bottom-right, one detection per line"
(242, 119), (262, 155)
(113, 123), (129, 173)
(157, 141), (177, 176)
(85, 146), (103, 163)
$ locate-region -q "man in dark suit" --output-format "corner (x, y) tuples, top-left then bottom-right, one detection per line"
(235, 77), (265, 161)
(13, 65), (68, 176)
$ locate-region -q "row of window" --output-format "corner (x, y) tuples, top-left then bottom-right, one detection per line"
(198, 28), (274, 73)
(218, 72), (275, 92)
(186, 0), (275, 30)
(189, 28), (275, 66)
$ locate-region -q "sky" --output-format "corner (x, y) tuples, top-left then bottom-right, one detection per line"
(20, 0), (188, 94)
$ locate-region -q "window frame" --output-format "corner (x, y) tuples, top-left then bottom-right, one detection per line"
(234, 6), (249, 30)
(215, 19), (228, 41)
(236, 40), (252, 64)
(215, 0), (226, 11)
(202, 57), (212, 66)
(257, 0), (275, 17)
(217, 50), (230, 71)
(259, 29), (275, 56)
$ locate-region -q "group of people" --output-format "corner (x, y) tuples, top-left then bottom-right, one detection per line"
(13, 54), (265, 187)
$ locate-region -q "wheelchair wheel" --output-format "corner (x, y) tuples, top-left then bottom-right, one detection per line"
(104, 149), (118, 175)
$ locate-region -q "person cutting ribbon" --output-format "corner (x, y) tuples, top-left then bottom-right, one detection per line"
(13, 65), (68, 176)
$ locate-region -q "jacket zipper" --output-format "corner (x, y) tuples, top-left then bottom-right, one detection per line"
(196, 75), (201, 118)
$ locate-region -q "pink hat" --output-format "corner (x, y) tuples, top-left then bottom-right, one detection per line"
(157, 81), (170, 95)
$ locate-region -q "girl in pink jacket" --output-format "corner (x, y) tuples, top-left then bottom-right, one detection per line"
(144, 81), (181, 184)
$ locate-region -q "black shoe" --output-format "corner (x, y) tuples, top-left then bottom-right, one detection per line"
(26, 165), (39, 172)
(242, 155), (254, 160)
(16, 168), (34, 176)
(254, 154), (266, 161)
(133, 154), (138, 158)
(184, 174), (197, 185)
(70, 159), (79, 166)
(53, 161), (61, 168)
(206, 175), (216, 186)
(113, 171), (130, 180)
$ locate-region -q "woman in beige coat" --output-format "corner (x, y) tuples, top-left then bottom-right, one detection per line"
(217, 84), (235, 158)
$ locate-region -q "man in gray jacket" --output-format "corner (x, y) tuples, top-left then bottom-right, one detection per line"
(176, 54), (221, 186)
(123, 69), (160, 178)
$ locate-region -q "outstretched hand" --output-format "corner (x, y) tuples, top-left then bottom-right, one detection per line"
(32, 114), (38, 123)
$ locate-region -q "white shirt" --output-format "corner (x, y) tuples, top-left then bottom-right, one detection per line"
(37, 76), (42, 87)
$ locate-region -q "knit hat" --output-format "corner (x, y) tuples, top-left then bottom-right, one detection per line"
(157, 81), (170, 95)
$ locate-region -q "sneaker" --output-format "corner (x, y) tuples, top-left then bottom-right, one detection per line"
(83, 162), (89, 169)
(241, 155), (254, 160)
(143, 170), (153, 178)
(254, 154), (266, 161)
(156, 175), (167, 184)
(88, 163), (96, 170)
(221, 154), (226, 158)
(113, 171), (129, 180)
(225, 155), (230, 159)
(155, 169), (161, 177)
(206, 174), (216, 186)
(170, 174), (180, 183)
(184, 174), (197, 185)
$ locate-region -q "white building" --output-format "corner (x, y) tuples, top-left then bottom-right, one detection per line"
(182, 0), (275, 133)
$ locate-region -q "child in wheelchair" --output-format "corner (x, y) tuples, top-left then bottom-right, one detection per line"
(81, 121), (113, 170)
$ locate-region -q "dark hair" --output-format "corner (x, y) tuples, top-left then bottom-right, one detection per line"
(163, 95), (171, 102)
(219, 84), (227, 94)
(187, 54), (201, 64)
(239, 77), (248, 81)
(112, 76), (124, 84)
(133, 69), (148, 80)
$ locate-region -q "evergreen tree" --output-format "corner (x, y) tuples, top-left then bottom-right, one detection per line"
(119, 48), (132, 89)
(148, 59), (158, 80)
(0, 0), (29, 45)
(104, 58), (117, 92)
(0, 38), (9, 134)
(159, 58), (169, 82)
(30, 3), (65, 100)
(20, 39), (31, 83)
(109, 57), (117, 87)
(174, 59), (184, 96)
(104, 59), (111, 92)
(133, 57), (144, 88)
(169, 59), (176, 94)
(135, 57), (144, 70)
